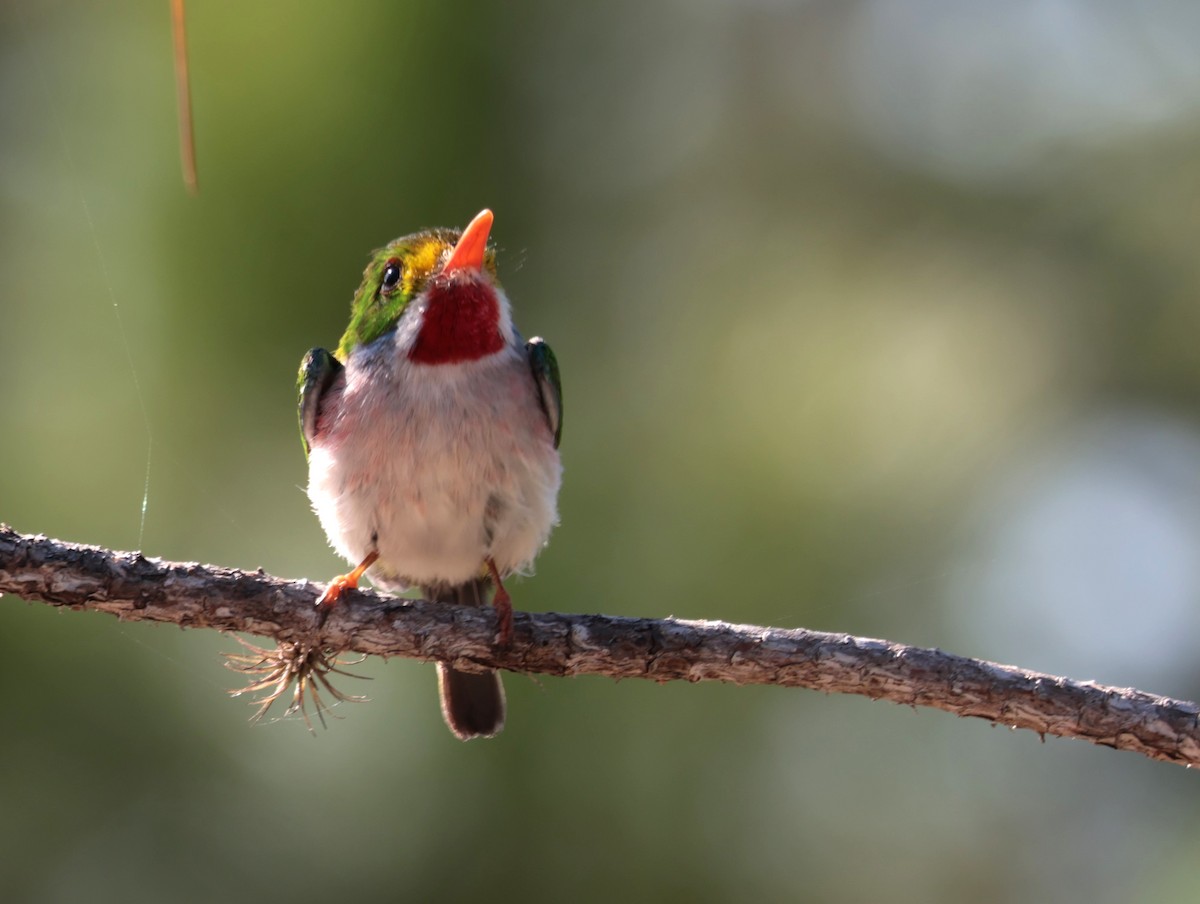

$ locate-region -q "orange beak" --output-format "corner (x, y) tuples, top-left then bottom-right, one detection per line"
(442, 209), (494, 274)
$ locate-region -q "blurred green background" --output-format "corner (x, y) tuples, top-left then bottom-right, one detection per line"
(4, 1), (1200, 901)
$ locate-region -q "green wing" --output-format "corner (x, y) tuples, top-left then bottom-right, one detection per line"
(297, 347), (343, 459)
(526, 337), (562, 449)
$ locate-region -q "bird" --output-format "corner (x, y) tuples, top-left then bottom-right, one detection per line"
(297, 209), (562, 740)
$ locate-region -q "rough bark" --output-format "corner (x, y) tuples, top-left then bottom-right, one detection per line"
(2, 525), (1198, 767)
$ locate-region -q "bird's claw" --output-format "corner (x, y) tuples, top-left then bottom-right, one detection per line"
(494, 594), (513, 647)
(487, 557), (514, 648)
(316, 574), (354, 610)
(316, 550), (380, 611)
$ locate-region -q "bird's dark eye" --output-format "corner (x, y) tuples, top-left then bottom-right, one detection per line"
(380, 260), (403, 294)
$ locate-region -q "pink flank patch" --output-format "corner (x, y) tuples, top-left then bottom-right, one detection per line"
(408, 280), (504, 364)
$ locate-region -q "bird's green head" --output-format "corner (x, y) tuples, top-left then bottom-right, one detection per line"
(335, 209), (499, 361)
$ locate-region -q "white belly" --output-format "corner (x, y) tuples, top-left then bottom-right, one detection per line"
(306, 338), (561, 591)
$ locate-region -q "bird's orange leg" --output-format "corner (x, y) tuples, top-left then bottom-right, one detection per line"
(486, 557), (513, 647)
(317, 550), (379, 611)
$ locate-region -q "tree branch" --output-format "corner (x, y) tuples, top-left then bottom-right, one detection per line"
(2, 525), (1198, 767)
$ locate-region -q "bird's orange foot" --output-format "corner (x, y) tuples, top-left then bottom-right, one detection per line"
(486, 557), (514, 647)
(317, 550), (380, 612)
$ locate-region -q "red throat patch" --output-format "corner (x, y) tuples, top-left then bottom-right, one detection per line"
(408, 279), (504, 364)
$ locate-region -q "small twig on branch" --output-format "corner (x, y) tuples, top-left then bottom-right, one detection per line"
(1, 525), (1198, 767)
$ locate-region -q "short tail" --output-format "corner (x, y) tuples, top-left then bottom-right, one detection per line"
(423, 578), (506, 740)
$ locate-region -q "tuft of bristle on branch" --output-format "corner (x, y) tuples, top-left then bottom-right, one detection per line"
(224, 634), (370, 733)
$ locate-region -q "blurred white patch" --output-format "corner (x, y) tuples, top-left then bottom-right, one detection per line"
(845, 0), (1200, 184)
(949, 408), (1200, 687)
